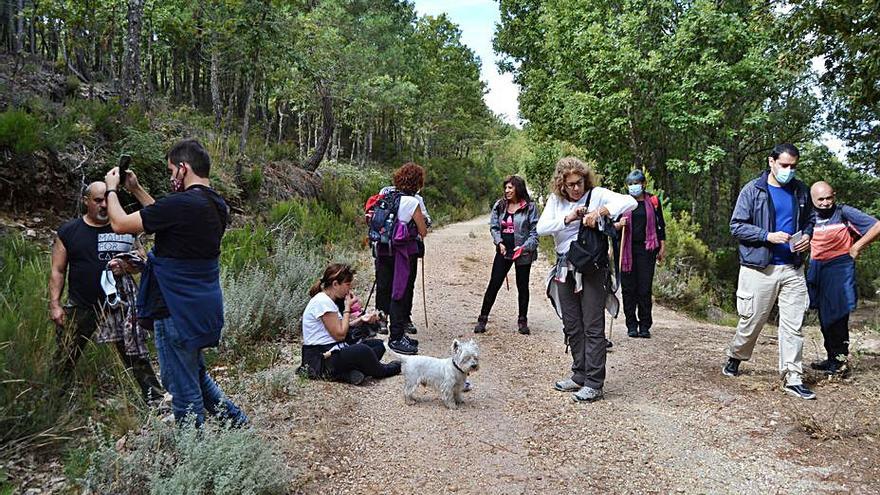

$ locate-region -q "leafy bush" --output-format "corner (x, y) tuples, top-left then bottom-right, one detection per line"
(221, 225), (273, 275)
(64, 75), (81, 96)
(69, 99), (126, 142)
(421, 156), (500, 224)
(0, 109), (42, 154)
(654, 211), (719, 316)
(82, 418), (291, 494)
(116, 127), (169, 196)
(269, 198), (360, 249)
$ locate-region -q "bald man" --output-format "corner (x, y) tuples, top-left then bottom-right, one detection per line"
(49, 181), (162, 401)
(807, 181), (880, 375)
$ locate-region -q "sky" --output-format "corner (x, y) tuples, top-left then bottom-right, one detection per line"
(412, 0), (521, 126)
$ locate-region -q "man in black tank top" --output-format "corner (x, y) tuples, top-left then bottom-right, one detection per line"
(49, 181), (162, 402)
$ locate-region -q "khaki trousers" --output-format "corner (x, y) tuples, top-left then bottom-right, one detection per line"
(727, 264), (808, 386)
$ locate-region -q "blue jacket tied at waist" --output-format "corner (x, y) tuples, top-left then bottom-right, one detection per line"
(807, 254), (856, 328)
(137, 251), (224, 350)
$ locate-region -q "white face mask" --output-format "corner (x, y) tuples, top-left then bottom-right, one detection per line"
(774, 165), (795, 185)
(101, 267), (120, 307)
(627, 184), (643, 196)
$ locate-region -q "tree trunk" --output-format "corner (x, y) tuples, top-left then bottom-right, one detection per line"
(302, 83), (334, 171)
(210, 44), (222, 128)
(14, 0), (23, 53)
(121, 0), (145, 106)
(298, 112), (304, 159)
(28, 0), (35, 54)
(239, 75), (255, 154)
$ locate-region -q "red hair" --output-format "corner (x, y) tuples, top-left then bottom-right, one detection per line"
(393, 162), (425, 194)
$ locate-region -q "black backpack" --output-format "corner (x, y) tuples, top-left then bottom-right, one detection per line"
(367, 190), (403, 248)
(566, 188), (615, 273)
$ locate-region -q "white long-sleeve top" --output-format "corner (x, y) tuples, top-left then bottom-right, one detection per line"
(537, 187), (637, 255)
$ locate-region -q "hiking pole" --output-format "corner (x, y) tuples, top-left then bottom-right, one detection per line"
(364, 278), (377, 310)
(505, 274), (510, 291)
(421, 256), (429, 330)
(609, 223), (626, 343)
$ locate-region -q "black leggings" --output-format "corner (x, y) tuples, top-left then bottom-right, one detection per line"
(479, 251), (531, 318)
(621, 244), (657, 332)
(328, 339), (400, 379)
(376, 254), (418, 340)
(820, 314), (850, 360)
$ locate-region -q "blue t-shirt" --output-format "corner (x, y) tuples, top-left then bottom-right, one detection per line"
(768, 184), (796, 265)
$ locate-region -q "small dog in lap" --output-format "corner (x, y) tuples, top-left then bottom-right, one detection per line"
(393, 339), (480, 409)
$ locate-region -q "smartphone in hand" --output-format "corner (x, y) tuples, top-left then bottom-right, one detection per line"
(788, 230), (804, 252)
(118, 154), (132, 189)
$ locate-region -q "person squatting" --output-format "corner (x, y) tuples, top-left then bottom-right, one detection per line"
(62, 141), (876, 420)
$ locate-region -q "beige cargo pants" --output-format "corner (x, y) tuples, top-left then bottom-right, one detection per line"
(726, 264), (808, 386)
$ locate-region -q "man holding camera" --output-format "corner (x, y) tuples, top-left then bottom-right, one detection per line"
(49, 181), (163, 402)
(104, 139), (248, 426)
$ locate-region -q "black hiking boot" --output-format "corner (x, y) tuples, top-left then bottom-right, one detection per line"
(346, 370), (366, 385)
(405, 322), (418, 335)
(722, 357), (741, 377)
(825, 359), (849, 377)
(517, 316), (530, 335)
(627, 327), (638, 338)
(474, 315), (488, 334)
(637, 327), (651, 338)
(810, 359), (833, 371)
(389, 336), (418, 355)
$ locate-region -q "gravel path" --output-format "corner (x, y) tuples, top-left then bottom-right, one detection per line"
(269, 215), (880, 494)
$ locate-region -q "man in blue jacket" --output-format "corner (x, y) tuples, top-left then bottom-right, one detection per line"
(723, 143), (816, 400)
(104, 139), (248, 426)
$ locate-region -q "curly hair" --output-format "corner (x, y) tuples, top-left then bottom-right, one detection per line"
(551, 156), (598, 201)
(393, 162), (425, 194)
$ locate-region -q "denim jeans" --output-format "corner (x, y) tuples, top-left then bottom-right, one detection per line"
(153, 317), (248, 426)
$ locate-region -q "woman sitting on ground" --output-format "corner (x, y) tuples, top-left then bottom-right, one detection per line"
(474, 175), (539, 334)
(298, 263), (401, 385)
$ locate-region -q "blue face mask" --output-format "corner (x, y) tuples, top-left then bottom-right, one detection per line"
(627, 184), (643, 196)
(774, 166), (795, 185)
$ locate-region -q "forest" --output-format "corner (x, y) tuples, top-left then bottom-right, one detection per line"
(0, 0), (878, 492)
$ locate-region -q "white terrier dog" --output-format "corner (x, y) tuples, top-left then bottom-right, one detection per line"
(394, 339), (480, 409)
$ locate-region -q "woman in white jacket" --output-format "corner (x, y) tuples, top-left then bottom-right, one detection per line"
(537, 157), (637, 402)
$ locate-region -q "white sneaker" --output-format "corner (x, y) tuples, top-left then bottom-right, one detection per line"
(554, 378), (581, 392)
(572, 386), (603, 402)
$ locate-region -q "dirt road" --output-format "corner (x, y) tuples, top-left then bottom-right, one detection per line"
(269, 215), (880, 494)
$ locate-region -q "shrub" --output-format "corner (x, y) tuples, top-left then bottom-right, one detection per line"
(222, 236), (323, 354)
(116, 127), (169, 195)
(268, 198), (360, 249)
(221, 225), (273, 275)
(654, 211), (718, 316)
(0, 233), (68, 446)
(64, 75), (81, 96)
(0, 109), (42, 154)
(82, 418), (291, 494)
